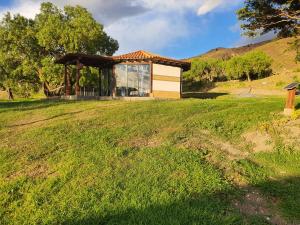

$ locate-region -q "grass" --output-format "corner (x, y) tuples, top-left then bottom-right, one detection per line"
(0, 97), (299, 224)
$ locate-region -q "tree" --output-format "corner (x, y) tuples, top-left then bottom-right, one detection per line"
(0, 14), (41, 98)
(225, 51), (272, 81)
(244, 50), (272, 80)
(0, 2), (119, 99)
(185, 58), (224, 82)
(237, 0), (300, 61)
(206, 58), (224, 82)
(225, 56), (246, 80)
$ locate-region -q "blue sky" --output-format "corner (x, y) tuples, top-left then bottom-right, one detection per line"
(0, 0), (273, 59)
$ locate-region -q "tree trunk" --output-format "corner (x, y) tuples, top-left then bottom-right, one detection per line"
(7, 88), (14, 100)
(246, 73), (251, 82)
(44, 82), (50, 97)
(246, 73), (252, 94)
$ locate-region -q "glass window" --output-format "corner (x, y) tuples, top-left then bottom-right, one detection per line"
(115, 64), (150, 97)
(115, 64), (127, 97)
(138, 65), (150, 96)
(127, 65), (139, 96)
(101, 68), (112, 96)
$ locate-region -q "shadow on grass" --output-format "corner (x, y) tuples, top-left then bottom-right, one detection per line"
(0, 99), (73, 113)
(296, 103), (300, 110)
(61, 176), (300, 225)
(182, 92), (228, 99)
(65, 191), (248, 225)
(6, 110), (84, 128)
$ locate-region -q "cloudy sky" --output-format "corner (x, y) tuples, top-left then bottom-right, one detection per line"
(0, 0), (274, 59)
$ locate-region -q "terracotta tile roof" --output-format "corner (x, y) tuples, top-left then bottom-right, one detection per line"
(55, 51), (191, 71)
(113, 50), (191, 71)
(112, 50), (159, 60)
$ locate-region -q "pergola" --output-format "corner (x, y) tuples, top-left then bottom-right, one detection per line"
(55, 53), (116, 96)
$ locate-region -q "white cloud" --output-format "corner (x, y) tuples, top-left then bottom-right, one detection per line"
(106, 13), (189, 54)
(0, 0), (40, 19)
(198, 0), (222, 15)
(0, 0), (241, 55)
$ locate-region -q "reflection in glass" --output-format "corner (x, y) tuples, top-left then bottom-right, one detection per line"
(115, 64), (127, 97)
(115, 64), (150, 97)
(127, 65), (139, 96)
(139, 65), (150, 96)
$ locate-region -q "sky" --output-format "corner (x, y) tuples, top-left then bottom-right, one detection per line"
(0, 0), (274, 59)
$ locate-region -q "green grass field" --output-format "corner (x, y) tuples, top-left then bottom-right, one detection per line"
(0, 97), (299, 224)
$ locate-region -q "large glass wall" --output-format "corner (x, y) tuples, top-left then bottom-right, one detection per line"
(101, 68), (112, 96)
(115, 64), (150, 97)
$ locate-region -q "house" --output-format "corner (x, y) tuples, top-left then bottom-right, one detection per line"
(55, 50), (191, 99)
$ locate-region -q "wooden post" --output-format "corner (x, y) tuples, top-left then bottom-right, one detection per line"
(284, 88), (296, 116)
(283, 83), (299, 116)
(111, 66), (116, 97)
(65, 65), (71, 96)
(108, 68), (111, 96)
(64, 65), (67, 95)
(99, 67), (102, 97)
(75, 60), (81, 96)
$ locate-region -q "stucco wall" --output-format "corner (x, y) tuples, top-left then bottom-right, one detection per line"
(152, 64), (182, 99)
(153, 64), (181, 77)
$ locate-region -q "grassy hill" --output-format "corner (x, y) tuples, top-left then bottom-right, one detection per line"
(0, 98), (299, 224)
(187, 38), (300, 95)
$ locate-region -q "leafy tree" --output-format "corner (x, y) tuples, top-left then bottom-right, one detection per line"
(0, 2), (119, 99)
(237, 0), (300, 61)
(206, 58), (225, 82)
(244, 50), (273, 80)
(185, 58), (224, 82)
(225, 56), (246, 80)
(0, 14), (41, 98)
(225, 51), (272, 81)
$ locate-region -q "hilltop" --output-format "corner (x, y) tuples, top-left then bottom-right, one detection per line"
(187, 37), (300, 96)
(189, 40), (271, 61)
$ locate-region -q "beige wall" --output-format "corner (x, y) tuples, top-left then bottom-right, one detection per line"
(153, 64), (181, 77)
(152, 63), (182, 99)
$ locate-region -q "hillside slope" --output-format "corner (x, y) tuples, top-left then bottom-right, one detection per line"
(188, 38), (300, 95)
(189, 40), (271, 60)
(190, 37), (298, 73)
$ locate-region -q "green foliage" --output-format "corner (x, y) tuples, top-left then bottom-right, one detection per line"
(79, 67), (99, 87)
(0, 2), (119, 98)
(0, 14), (41, 97)
(237, 0), (300, 61)
(35, 3), (118, 56)
(226, 51), (272, 81)
(40, 57), (64, 87)
(186, 51), (272, 84)
(184, 58), (224, 82)
(225, 56), (245, 80)
(237, 0), (299, 38)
